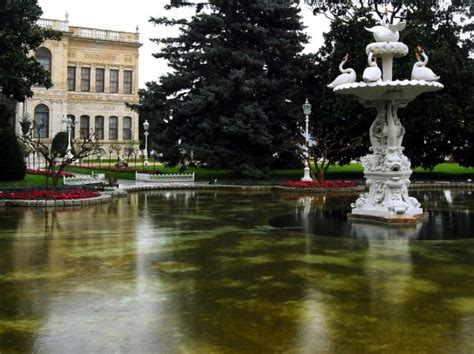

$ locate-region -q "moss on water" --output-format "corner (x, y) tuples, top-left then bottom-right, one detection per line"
(285, 254), (354, 267)
(0, 190), (472, 353)
(362, 258), (413, 273)
(447, 297), (474, 313)
(240, 255), (274, 264)
(0, 319), (40, 334)
(152, 261), (200, 273)
(0, 271), (67, 282)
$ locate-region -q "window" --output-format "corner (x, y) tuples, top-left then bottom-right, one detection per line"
(67, 114), (76, 139)
(110, 69), (119, 93)
(36, 47), (52, 72)
(96, 68), (105, 93)
(109, 116), (118, 140)
(123, 116), (132, 140)
(67, 66), (76, 91)
(95, 116), (104, 139)
(80, 115), (90, 139)
(81, 67), (90, 92)
(124, 70), (132, 94)
(34, 104), (49, 138)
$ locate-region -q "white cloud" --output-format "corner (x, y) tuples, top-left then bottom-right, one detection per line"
(38, 0), (329, 88)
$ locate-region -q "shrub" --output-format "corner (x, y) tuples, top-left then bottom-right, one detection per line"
(0, 127), (26, 181)
(51, 131), (69, 156)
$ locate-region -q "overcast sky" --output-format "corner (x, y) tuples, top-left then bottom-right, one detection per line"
(38, 0), (329, 88)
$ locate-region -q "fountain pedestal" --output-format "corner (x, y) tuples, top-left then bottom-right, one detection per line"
(334, 69), (443, 222)
(335, 79), (442, 223)
(348, 171), (427, 223)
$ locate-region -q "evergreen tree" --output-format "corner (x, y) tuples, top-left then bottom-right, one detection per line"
(0, 0), (62, 101)
(0, 105), (25, 181)
(51, 132), (69, 156)
(306, 0), (473, 168)
(135, 0), (311, 176)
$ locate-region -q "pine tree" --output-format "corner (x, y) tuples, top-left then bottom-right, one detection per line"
(0, 105), (25, 181)
(135, 0), (311, 176)
(0, 0), (62, 101)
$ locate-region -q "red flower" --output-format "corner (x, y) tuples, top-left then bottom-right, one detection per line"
(0, 189), (99, 200)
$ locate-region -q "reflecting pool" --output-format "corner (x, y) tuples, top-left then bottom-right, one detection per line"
(0, 190), (473, 353)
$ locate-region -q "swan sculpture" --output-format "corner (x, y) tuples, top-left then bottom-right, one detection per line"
(365, 7), (406, 42)
(411, 46), (440, 81)
(363, 51), (382, 83)
(327, 53), (357, 89)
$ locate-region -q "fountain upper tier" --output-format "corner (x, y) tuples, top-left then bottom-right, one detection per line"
(366, 42), (408, 58)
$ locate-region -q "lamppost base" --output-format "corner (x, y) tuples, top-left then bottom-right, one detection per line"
(66, 151), (74, 160)
(301, 167), (312, 182)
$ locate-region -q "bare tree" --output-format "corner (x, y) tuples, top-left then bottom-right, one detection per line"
(309, 128), (364, 183)
(20, 116), (100, 189)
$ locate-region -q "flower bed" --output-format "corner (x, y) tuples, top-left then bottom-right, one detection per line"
(26, 169), (74, 177)
(281, 180), (357, 188)
(0, 189), (100, 200)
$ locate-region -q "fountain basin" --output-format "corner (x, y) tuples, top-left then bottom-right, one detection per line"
(334, 80), (444, 101)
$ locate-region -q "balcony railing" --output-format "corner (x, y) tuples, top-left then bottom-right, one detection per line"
(37, 18), (139, 43)
(37, 18), (69, 31)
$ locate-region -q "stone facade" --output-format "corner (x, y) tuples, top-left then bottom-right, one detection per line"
(16, 17), (141, 159)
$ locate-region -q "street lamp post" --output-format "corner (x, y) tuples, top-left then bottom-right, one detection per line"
(301, 98), (312, 182)
(62, 115), (74, 160)
(143, 120), (150, 166)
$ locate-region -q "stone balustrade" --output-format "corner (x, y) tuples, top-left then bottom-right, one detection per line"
(135, 172), (195, 183)
(63, 174), (105, 186)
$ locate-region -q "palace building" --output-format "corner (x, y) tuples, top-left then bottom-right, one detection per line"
(16, 15), (141, 158)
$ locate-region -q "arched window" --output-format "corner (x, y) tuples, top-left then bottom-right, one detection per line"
(123, 116), (132, 140)
(36, 47), (52, 72)
(34, 104), (49, 138)
(80, 115), (90, 139)
(109, 116), (118, 140)
(95, 116), (104, 139)
(67, 115), (75, 139)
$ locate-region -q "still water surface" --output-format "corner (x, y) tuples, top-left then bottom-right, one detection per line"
(0, 190), (473, 353)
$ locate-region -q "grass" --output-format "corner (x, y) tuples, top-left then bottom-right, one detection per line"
(413, 163), (474, 175)
(0, 174), (49, 188)
(63, 164), (236, 181)
(2, 163), (471, 189)
(62, 162), (473, 183)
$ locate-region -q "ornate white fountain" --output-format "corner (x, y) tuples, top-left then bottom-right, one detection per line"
(328, 11), (443, 223)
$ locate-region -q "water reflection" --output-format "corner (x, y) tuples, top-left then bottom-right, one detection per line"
(0, 190), (472, 352)
(269, 191), (474, 241)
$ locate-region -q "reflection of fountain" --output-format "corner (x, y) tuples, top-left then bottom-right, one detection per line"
(349, 220), (422, 241)
(328, 13), (443, 224)
(355, 221), (415, 319)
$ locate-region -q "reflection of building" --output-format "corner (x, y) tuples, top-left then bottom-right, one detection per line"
(15, 15), (141, 158)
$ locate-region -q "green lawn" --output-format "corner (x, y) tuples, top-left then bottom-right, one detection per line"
(1, 163), (472, 190)
(413, 163), (474, 175)
(61, 162), (473, 183)
(63, 165), (236, 181)
(0, 174), (49, 188)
